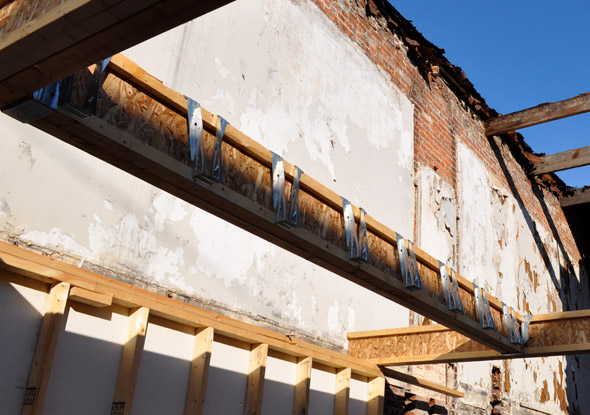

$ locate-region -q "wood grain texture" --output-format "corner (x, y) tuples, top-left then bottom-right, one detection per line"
(366, 377), (385, 415)
(561, 187), (590, 207)
(21, 282), (70, 415)
(185, 327), (214, 415)
(334, 367), (351, 414)
(293, 357), (312, 415)
(69, 286), (113, 307)
(485, 93), (590, 136)
(244, 344), (269, 415)
(531, 145), (590, 175)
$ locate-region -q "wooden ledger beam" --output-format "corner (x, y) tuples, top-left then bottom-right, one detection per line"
(348, 311), (590, 365)
(531, 145), (590, 176)
(0, 0), (235, 109)
(2, 54), (519, 354)
(485, 93), (590, 136)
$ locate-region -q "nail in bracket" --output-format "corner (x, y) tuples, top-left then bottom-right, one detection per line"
(271, 152), (303, 228)
(440, 261), (463, 313)
(342, 198), (369, 263)
(502, 302), (522, 345)
(473, 282), (495, 330)
(396, 233), (422, 291)
(187, 97), (228, 184)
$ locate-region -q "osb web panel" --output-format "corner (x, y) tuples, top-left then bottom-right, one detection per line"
(527, 318), (590, 348)
(0, 0), (60, 36)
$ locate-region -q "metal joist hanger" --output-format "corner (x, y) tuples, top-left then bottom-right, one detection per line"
(271, 152), (303, 228)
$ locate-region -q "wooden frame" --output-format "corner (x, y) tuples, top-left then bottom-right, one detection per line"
(0, 241), (464, 399)
(0, 0), (235, 109)
(485, 93), (590, 136)
(531, 145), (590, 176)
(561, 187), (590, 208)
(348, 311), (590, 365)
(6, 53), (523, 354)
(244, 343), (268, 415)
(185, 327), (214, 415)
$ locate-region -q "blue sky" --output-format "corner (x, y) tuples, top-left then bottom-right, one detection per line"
(391, 1), (589, 188)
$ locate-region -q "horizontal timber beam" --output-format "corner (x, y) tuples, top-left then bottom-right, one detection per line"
(348, 311), (590, 365)
(485, 93), (590, 136)
(2, 53), (520, 354)
(561, 187), (590, 208)
(0, 241), (463, 398)
(531, 145), (590, 176)
(0, 0), (234, 109)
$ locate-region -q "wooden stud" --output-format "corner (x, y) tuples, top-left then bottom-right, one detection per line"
(21, 282), (70, 415)
(293, 356), (313, 415)
(531, 145), (590, 176)
(69, 286), (113, 307)
(112, 306), (149, 415)
(0, 242), (464, 398)
(334, 367), (351, 415)
(366, 377), (385, 415)
(244, 343), (269, 415)
(184, 327), (214, 415)
(485, 93), (590, 136)
(561, 188), (590, 208)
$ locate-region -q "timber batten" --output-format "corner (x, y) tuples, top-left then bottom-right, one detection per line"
(5, 54), (523, 354)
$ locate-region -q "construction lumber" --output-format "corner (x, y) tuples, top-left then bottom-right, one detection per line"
(4, 54), (522, 354)
(293, 356), (313, 415)
(185, 327), (214, 415)
(0, 242), (464, 398)
(561, 187), (590, 208)
(531, 145), (590, 176)
(112, 306), (150, 415)
(380, 368), (464, 398)
(244, 343), (269, 415)
(21, 282), (70, 415)
(334, 367), (351, 414)
(366, 377), (385, 415)
(348, 311), (590, 365)
(485, 93), (590, 136)
(0, 0), (234, 109)
(69, 286), (113, 307)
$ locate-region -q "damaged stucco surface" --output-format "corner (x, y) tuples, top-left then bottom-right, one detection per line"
(0, 0), (415, 348)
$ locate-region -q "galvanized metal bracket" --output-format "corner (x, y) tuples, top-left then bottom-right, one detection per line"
(396, 233), (422, 291)
(83, 56), (112, 114)
(271, 152), (303, 228)
(187, 96), (227, 184)
(342, 198), (369, 262)
(440, 262), (463, 312)
(502, 302), (522, 345)
(473, 282), (495, 330)
(520, 314), (533, 346)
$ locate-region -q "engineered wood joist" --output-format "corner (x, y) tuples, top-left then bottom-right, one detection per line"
(560, 187), (590, 208)
(485, 93), (590, 136)
(531, 145), (590, 176)
(21, 282), (70, 415)
(0, 242), (464, 398)
(347, 310), (590, 365)
(0, 0), (235, 109)
(6, 54), (520, 354)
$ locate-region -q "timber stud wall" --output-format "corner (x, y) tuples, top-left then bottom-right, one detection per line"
(311, 0), (580, 260)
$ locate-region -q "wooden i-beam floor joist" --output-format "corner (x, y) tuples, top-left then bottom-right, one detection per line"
(2, 53), (522, 355)
(484, 93), (590, 136)
(347, 311), (590, 365)
(0, 241), (464, 401)
(0, 0), (235, 109)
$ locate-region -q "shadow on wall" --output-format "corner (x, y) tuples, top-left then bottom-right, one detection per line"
(488, 135), (590, 413)
(0, 279), (368, 415)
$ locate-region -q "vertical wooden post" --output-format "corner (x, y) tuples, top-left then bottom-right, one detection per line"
(366, 377), (385, 415)
(293, 356), (313, 415)
(244, 343), (269, 415)
(111, 306), (149, 415)
(21, 282), (70, 415)
(334, 367), (351, 415)
(184, 327), (214, 415)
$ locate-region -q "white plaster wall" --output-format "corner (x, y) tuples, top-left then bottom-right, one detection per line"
(0, 0), (415, 348)
(0, 280), (46, 413)
(261, 355), (296, 413)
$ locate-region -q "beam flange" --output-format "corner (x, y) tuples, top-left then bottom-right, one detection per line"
(531, 146), (590, 176)
(348, 311), (590, 365)
(485, 93), (590, 136)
